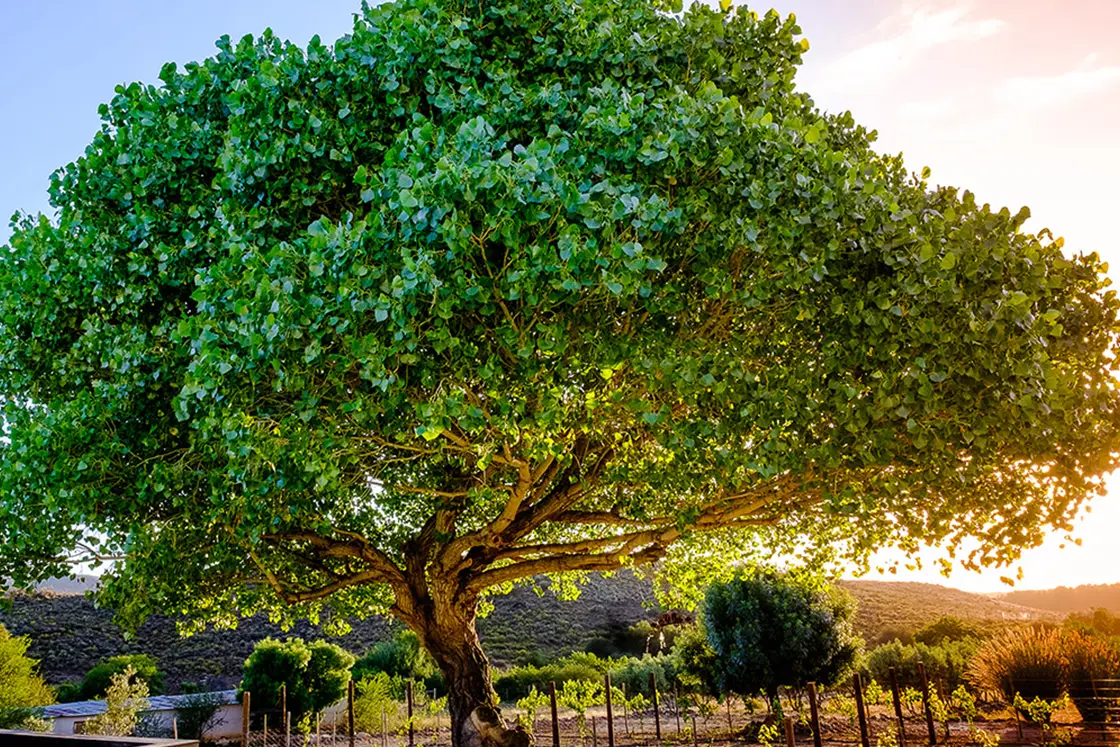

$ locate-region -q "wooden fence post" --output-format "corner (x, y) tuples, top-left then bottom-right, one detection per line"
(917, 664), (936, 746)
(675, 685), (683, 734)
(888, 667), (906, 747)
(241, 691), (250, 747)
(727, 697), (734, 733)
(592, 715), (599, 747)
(549, 681), (561, 747)
(348, 679), (357, 747)
(407, 680), (415, 747)
(853, 673), (871, 747)
(691, 714), (698, 747)
(784, 715), (796, 747)
(286, 710), (292, 747)
(605, 672), (615, 747)
(264, 713), (270, 746)
(649, 672), (661, 741)
(622, 682), (630, 736)
(317, 713), (322, 746)
(172, 717), (178, 740)
(280, 684), (287, 730)
(807, 682), (822, 747)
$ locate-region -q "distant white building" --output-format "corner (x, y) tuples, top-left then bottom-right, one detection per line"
(40, 690), (243, 739)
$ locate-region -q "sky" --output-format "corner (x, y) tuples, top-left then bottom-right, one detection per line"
(1, 1), (1118, 593)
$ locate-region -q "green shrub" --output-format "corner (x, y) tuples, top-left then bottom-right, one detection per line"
(608, 654), (676, 696)
(863, 639), (979, 691)
(0, 624), (53, 727)
(493, 653), (605, 702)
(240, 638), (355, 731)
(353, 672), (405, 734)
(352, 630), (442, 693)
(914, 617), (981, 646)
(966, 627), (1065, 706)
(700, 571), (860, 700)
(80, 654), (166, 699)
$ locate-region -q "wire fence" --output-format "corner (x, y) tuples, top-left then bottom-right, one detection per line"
(229, 673), (1120, 747)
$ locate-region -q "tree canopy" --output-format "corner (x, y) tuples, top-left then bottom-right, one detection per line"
(0, 0), (1117, 742)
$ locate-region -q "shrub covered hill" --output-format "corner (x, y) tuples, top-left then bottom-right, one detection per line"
(993, 583), (1120, 615)
(3, 574), (1058, 691)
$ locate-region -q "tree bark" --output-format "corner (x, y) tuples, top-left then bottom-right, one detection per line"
(400, 582), (531, 747)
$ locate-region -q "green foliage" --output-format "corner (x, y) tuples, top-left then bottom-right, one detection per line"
(240, 638), (355, 729)
(353, 671), (404, 734)
(515, 686), (550, 730)
(701, 571), (860, 698)
(494, 652), (606, 702)
(966, 627), (1066, 704)
(1065, 608), (1120, 638)
(607, 654), (676, 697)
(913, 616), (981, 646)
(0, 0), (1114, 658)
(175, 690), (228, 741)
(83, 666), (149, 737)
(558, 678), (603, 739)
(352, 630), (441, 692)
(0, 624), (54, 729)
(862, 638), (979, 691)
(79, 654), (166, 700)
(671, 622), (720, 697)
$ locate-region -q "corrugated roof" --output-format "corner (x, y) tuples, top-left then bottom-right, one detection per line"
(42, 690), (239, 719)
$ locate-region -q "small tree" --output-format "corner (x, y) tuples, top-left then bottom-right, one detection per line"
(0, 624), (54, 730)
(240, 638), (355, 730)
(79, 654), (166, 699)
(701, 571), (860, 705)
(175, 691), (228, 741)
(83, 666), (149, 736)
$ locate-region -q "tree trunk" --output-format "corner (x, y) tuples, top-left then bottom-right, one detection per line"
(403, 586), (531, 747)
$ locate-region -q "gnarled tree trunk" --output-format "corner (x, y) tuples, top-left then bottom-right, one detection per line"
(398, 579), (531, 747)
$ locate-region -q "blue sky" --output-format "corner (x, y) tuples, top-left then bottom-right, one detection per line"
(1, 1), (1119, 592)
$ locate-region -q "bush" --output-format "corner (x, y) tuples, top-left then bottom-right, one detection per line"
(0, 624), (54, 729)
(671, 624), (719, 697)
(353, 672), (405, 734)
(914, 617), (981, 646)
(83, 666), (149, 737)
(175, 690), (228, 741)
(79, 654), (166, 699)
(700, 571), (861, 700)
(352, 630), (442, 694)
(608, 654), (677, 697)
(863, 639), (979, 692)
(966, 627), (1066, 707)
(493, 652), (605, 702)
(1064, 631), (1120, 723)
(240, 638), (355, 731)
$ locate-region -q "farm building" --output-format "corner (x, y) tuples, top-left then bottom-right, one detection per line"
(40, 690), (242, 739)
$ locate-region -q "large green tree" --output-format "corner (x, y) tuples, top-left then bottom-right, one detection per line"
(1, 0), (1117, 744)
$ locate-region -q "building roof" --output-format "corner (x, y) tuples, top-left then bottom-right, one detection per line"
(41, 690), (239, 720)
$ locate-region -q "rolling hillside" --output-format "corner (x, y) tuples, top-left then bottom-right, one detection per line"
(992, 583), (1120, 615)
(2, 575), (1063, 691)
(838, 580), (1061, 642)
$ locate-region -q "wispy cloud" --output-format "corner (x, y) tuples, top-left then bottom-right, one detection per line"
(810, 3), (1004, 97)
(996, 56), (1120, 111)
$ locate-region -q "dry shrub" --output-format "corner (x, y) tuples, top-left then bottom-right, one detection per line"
(1065, 632), (1120, 723)
(966, 627), (1066, 708)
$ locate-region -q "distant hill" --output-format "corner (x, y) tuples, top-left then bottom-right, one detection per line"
(991, 583), (1120, 615)
(838, 580), (1061, 642)
(0, 571), (657, 691)
(2, 574), (1065, 692)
